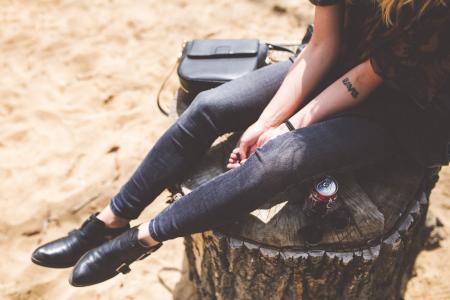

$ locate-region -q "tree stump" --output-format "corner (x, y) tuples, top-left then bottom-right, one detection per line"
(169, 90), (441, 300)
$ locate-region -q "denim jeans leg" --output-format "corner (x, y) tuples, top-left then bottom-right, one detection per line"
(148, 116), (398, 242)
(109, 61), (292, 219)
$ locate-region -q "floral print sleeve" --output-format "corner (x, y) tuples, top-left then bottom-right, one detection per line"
(369, 6), (450, 110)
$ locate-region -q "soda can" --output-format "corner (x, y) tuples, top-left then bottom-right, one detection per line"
(303, 176), (339, 217)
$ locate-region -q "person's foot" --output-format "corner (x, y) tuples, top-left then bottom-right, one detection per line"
(69, 226), (163, 287)
(31, 213), (130, 268)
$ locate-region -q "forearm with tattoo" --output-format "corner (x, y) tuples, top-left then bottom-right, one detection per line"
(287, 59), (383, 129)
(342, 77), (359, 98)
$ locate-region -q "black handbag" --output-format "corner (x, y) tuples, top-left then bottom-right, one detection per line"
(177, 39), (270, 99)
(156, 25), (314, 116)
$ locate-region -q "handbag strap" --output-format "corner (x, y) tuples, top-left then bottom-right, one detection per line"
(156, 58), (180, 116)
(266, 43), (296, 54)
(266, 24), (314, 56)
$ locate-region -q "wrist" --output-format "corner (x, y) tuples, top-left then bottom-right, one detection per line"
(255, 118), (278, 130)
(290, 109), (308, 129)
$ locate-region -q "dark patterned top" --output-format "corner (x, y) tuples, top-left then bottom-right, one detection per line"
(309, 0), (450, 167)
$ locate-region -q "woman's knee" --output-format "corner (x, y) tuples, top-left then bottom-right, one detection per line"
(250, 133), (306, 182)
(190, 90), (221, 114)
(182, 90), (232, 133)
(183, 90), (214, 118)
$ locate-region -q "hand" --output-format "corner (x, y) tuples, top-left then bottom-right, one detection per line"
(227, 122), (290, 169)
(254, 123), (290, 149)
(226, 121), (268, 169)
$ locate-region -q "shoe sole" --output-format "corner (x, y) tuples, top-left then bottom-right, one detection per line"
(31, 255), (75, 269)
(68, 269), (120, 287)
(68, 274), (86, 287)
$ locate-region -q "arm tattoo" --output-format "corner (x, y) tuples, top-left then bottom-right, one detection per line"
(342, 77), (359, 98)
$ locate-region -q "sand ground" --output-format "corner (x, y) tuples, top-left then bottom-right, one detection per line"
(0, 1), (448, 299)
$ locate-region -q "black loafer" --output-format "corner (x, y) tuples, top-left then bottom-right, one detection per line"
(69, 226), (162, 287)
(31, 213), (130, 268)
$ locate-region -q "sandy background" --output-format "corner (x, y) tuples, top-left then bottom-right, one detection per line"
(0, 0), (448, 299)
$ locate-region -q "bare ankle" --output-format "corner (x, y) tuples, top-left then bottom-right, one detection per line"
(137, 222), (161, 247)
(96, 206), (130, 229)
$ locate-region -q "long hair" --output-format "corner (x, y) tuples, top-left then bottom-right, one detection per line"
(376, 0), (447, 26)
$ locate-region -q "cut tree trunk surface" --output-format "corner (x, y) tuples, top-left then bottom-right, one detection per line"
(170, 89), (439, 300)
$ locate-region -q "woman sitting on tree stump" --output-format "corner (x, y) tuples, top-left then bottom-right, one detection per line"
(31, 0), (449, 287)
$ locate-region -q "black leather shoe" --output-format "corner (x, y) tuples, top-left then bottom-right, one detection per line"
(69, 226), (162, 287)
(31, 213), (130, 268)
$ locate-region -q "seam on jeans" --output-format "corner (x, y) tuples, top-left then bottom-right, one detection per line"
(150, 218), (161, 242)
(109, 201), (123, 218)
(110, 199), (136, 220)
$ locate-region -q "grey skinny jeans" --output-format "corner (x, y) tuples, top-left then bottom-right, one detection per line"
(109, 60), (397, 242)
